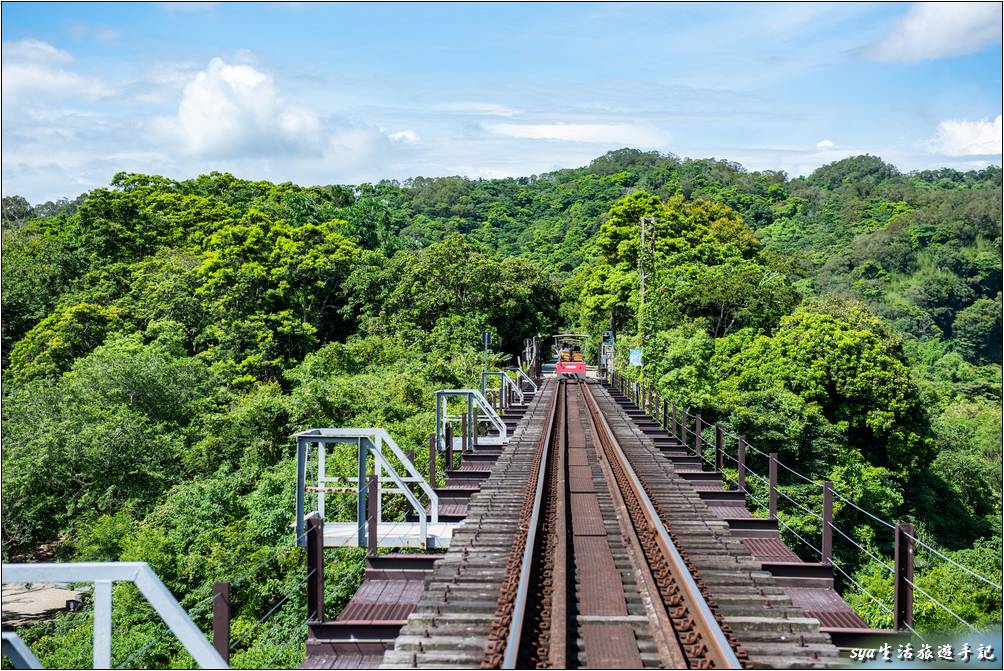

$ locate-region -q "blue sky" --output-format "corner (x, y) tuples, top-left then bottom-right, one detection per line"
(2, 2), (1002, 202)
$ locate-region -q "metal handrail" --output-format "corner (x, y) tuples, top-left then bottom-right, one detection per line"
(483, 371), (525, 406)
(505, 366), (538, 394)
(2, 632), (42, 669)
(294, 428), (439, 548)
(436, 389), (507, 451)
(1, 563), (227, 669)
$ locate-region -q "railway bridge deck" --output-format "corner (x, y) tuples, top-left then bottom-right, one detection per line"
(305, 377), (856, 669)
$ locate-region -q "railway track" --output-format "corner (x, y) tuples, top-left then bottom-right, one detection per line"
(382, 379), (837, 669)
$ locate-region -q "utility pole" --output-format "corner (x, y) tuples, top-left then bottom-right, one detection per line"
(638, 216), (655, 380)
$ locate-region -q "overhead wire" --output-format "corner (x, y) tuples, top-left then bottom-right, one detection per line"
(906, 532), (1003, 591)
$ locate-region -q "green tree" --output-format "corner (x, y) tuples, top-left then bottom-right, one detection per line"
(953, 295), (1002, 364)
(6, 303), (123, 384)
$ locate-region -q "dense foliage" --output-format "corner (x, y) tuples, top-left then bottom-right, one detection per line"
(3, 149), (1000, 665)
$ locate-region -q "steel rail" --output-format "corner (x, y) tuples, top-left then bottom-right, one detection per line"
(579, 382), (688, 669)
(500, 382), (560, 669)
(581, 382), (743, 669)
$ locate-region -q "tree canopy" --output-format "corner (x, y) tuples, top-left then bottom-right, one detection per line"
(3, 149), (1000, 662)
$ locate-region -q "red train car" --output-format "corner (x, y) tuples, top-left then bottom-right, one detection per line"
(554, 334), (588, 377)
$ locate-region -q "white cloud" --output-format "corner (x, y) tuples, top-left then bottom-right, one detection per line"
(485, 122), (669, 146)
(389, 129), (419, 144)
(816, 139), (835, 149)
(929, 115), (1003, 156)
(152, 57), (324, 158)
(435, 102), (518, 117)
(2, 38), (72, 62)
(1, 39), (112, 103)
(66, 23), (121, 43)
(866, 2), (1002, 62)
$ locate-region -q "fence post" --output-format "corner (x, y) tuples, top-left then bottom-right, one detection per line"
(680, 410), (688, 452)
(367, 474), (378, 557)
(894, 523), (915, 631)
(428, 434), (437, 487)
(306, 513), (325, 622)
(737, 436), (747, 493)
(461, 413), (468, 454)
(662, 399), (669, 431)
(822, 482), (833, 565)
(695, 413), (703, 458)
(671, 403), (677, 440)
(212, 581), (230, 664)
(715, 424), (723, 472)
(769, 453), (778, 519)
(445, 424), (454, 472)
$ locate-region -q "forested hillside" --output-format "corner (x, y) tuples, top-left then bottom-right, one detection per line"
(2, 149), (1001, 666)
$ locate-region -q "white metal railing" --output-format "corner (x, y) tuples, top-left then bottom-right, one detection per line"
(2, 632), (42, 669)
(506, 366), (538, 394)
(0, 562), (226, 669)
(482, 371), (525, 406)
(435, 389), (507, 452)
(294, 428), (438, 547)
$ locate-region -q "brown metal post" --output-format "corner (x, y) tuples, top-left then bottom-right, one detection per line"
(822, 482), (833, 565)
(893, 523), (915, 631)
(367, 474), (378, 557)
(662, 399), (669, 431)
(428, 434), (437, 487)
(737, 436), (747, 493)
(695, 413), (703, 459)
(769, 453), (778, 519)
(671, 402), (677, 439)
(536, 336), (541, 378)
(715, 424), (723, 472)
(445, 424), (454, 472)
(460, 414), (468, 454)
(212, 581), (230, 664)
(305, 513), (324, 622)
(680, 409), (688, 452)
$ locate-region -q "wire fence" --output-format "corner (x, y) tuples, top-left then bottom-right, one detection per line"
(263, 612), (315, 669)
(610, 373), (1004, 634)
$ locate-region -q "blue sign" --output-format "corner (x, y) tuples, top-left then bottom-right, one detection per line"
(629, 349), (642, 366)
